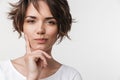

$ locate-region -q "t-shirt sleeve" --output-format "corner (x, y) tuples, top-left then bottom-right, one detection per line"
(0, 66), (5, 80)
(73, 72), (82, 80)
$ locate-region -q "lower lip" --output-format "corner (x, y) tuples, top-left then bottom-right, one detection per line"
(35, 39), (47, 44)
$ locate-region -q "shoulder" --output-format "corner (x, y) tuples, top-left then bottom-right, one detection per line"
(0, 60), (11, 80)
(61, 65), (79, 73)
(58, 64), (82, 80)
(0, 60), (10, 71)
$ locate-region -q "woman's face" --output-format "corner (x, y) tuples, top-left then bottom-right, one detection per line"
(23, 1), (58, 52)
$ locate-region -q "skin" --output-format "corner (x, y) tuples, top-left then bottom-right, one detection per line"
(11, 1), (61, 80)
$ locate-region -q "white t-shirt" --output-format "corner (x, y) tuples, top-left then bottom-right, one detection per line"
(0, 60), (82, 80)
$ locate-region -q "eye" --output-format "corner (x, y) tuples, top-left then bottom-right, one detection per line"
(46, 20), (57, 26)
(25, 19), (36, 24)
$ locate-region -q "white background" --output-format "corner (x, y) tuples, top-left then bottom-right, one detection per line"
(0, 0), (120, 80)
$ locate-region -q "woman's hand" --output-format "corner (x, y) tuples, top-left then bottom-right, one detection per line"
(24, 35), (51, 80)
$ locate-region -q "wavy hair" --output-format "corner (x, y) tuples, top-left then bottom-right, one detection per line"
(8, 0), (72, 42)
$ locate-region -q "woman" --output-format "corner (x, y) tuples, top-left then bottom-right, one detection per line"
(0, 0), (82, 80)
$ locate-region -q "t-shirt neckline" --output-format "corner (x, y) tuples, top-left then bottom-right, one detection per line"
(8, 60), (64, 79)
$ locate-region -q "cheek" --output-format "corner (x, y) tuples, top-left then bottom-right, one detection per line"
(49, 30), (58, 38)
(23, 27), (33, 41)
(50, 32), (58, 43)
(23, 25), (33, 35)
(48, 27), (58, 35)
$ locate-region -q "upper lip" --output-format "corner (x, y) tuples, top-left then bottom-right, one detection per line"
(34, 38), (48, 44)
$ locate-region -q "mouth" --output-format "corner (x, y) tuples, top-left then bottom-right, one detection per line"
(34, 38), (48, 44)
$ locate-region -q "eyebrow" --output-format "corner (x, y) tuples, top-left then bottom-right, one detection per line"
(25, 16), (36, 19)
(45, 17), (55, 20)
(25, 16), (55, 20)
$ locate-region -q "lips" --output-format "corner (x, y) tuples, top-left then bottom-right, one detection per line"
(34, 38), (48, 44)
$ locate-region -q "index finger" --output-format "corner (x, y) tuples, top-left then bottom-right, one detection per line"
(24, 34), (31, 54)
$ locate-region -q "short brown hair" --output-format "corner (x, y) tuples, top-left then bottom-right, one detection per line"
(8, 0), (72, 42)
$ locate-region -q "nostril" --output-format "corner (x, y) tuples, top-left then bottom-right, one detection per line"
(37, 30), (45, 35)
(37, 32), (45, 34)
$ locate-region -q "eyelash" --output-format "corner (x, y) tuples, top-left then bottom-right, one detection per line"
(26, 20), (35, 24)
(25, 19), (57, 26)
(46, 20), (57, 25)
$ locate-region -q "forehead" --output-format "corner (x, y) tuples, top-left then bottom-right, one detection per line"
(25, 1), (53, 17)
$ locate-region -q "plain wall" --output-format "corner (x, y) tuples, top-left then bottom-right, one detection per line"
(0, 0), (120, 80)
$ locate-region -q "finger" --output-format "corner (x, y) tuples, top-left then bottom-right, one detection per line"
(34, 55), (48, 67)
(42, 52), (52, 59)
(24, 34), (31, 54)
(34, 50), (52, 59)
(39, 57), (48, 68)
(41, 60), (47, 68)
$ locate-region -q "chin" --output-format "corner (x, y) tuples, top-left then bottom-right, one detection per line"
(32, 45), (51, 52)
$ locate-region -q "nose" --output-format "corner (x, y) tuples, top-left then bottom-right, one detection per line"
(36, 23), (45, 35)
